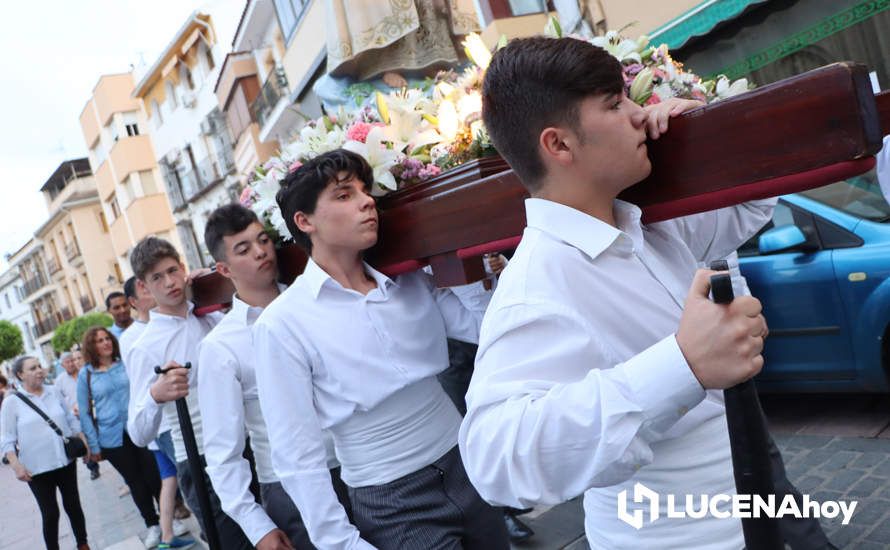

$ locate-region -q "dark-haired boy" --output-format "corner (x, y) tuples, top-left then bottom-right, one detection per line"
(198, 204), (348, 550)
(458, 37), (776, 549)
(125, 236), (252, 549)
(253, 149), (509, 549)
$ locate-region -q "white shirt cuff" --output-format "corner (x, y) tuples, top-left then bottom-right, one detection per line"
(626, 335), (707, 431)
(241, 506), (279, 546)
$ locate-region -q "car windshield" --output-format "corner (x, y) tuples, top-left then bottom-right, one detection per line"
(799, 169), (890, 222)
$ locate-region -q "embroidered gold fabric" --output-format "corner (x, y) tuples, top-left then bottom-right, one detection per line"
(326, 0), (480, 80)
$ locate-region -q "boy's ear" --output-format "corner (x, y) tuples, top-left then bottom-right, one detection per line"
(539, 126), (575, 167)
(215, 260), (232, 279)
(294, 211), (313, 235)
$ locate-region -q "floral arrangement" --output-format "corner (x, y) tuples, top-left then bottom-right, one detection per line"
(242, 22), (752, 240)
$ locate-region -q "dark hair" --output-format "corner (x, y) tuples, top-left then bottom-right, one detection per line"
(482, 36), (624, 191)
(276, 149), (374, 251)
(130, 236), (181, 280)
(105, 291), (126, 310)
(12, 356), (37, 381)
(123, 276), (137, 300)
(0, 374), (7, 388)
(82, 326), (121, 367)
(204, 203), (260, 262)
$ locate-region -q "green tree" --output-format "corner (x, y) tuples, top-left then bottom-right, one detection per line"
(0, 320), (25, 362)
(51, 312), (113, 354)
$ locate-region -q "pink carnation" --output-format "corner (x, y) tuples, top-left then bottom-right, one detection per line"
(239, 186), (254, 207)
(346, 121), (383, 143)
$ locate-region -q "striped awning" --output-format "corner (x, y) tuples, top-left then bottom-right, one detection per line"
(649, 0), (770, 50)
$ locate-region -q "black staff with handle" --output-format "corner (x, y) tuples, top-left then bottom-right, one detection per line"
(154, 362), (221, 550)
(709, 261), (784, 550)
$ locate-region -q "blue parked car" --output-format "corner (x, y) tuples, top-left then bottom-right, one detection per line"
(738, 169), (890, 393)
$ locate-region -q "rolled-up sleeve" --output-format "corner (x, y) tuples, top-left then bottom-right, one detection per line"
(458, 300), (706, 508)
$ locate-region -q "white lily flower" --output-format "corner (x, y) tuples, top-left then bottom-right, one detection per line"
(463, 33), (492, 70)
(590, 31), (643, 63)
(715, 77), (750, 100)
(343, 126), (401, 193)
(382, 106), (443, 153)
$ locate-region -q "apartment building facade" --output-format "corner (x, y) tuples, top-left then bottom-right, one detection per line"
(35, 159), (120, 317)
(80, 73), (184, 277)
(0, 267), (47, 371)
(6, 160), (122, 361)
(132, 12), (240, 269)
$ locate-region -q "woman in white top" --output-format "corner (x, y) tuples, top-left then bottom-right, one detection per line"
(0, 356), (91, 550)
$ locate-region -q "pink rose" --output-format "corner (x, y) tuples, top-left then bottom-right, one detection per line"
(288, 161), (303, 173)
(645, 93), (662, 106)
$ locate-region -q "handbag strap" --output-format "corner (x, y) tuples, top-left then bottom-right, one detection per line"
(13, 391), (66, 439)
(86, 369), (97, 428)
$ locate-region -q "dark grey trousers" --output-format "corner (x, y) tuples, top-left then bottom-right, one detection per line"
(176, 456), (253, 550)
(260, 468), (353, 550)
(348, 446), (509, 550)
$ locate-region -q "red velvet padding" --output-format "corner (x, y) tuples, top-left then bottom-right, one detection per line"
(640, 157), (877, 224)
(456, 236), (523, 259)
(378, 258), (428, 278)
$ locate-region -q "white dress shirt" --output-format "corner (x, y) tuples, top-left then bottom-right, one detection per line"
(126, 303), (221, 462)
(1, 385), (80, 475)
(54, 371), (79, 413)
(459, 197), (775, 550)
(253, 258), (493, 550)
(121, 319), (166, 451)
(197, 286), (283, 545)
(119, 319), (148, 364)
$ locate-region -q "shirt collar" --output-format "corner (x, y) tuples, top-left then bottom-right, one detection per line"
(149, 301), (195, 322)
(525, 198), (642, 260)
(231, 283), (287, 325)
(302, 257), (396, 300)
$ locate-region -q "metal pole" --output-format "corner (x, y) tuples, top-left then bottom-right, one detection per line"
(155, 362), (221, 550)
(710, 263), (784, 550)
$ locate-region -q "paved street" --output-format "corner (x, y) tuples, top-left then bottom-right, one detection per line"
(0, 459), (201, 550)
(2, 394), (888, 549)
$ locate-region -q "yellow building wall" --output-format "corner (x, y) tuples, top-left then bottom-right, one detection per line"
(126, 194), (178, 244)
(109, 215), (131, 259)
(79, 102), (100, 149)
(69, 204), (119, 309)
(95, 161), (115, 200)
(280, 0), (325, 95)
(108, 135), (157, 184)
(92, 73), (141, 127)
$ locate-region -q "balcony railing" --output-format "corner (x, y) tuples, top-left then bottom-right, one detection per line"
(47, 257), (62, 275)
(80, 294), (95, 312)
(65, 242), (81, 261)
(250, 66), (288, 129)
(23, 272), (48, 297)
(35, 315), (60, 337)
(60, 307), (74, 322)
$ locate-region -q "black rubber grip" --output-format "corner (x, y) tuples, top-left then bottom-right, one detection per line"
(710, 273), (735, 304)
